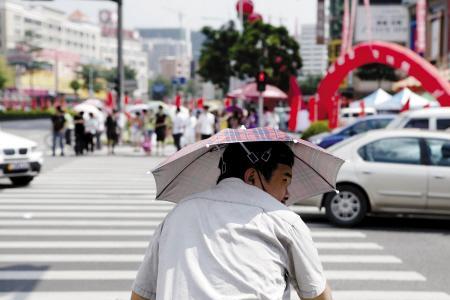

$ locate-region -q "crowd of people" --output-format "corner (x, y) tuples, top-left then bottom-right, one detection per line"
(50, 103), (284, 156)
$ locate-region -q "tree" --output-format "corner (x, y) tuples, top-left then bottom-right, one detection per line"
(198, 22), (240, 93)
(198, 20), (302, 93)
(70, 80), (81, 98)
(102, 65), (137, 84)
(355, 63), (400, 88)
(149, 76), (173, 100)
(299, 75), (322, 96)
(0, 56), (15, 90)
(231, 21), (302, 92)
(79, 64), (104, 92)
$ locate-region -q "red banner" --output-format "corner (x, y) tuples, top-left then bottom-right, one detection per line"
(288, 76), (303, 132)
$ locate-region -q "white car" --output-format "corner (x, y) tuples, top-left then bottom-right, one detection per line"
(301, 129), (450, 226)
(0, 130), (43, 186)
(387, 107), (450, 131)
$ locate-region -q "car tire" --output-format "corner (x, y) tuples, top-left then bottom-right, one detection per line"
(10, 176), (34, 186)
(324, 185), (368, 227)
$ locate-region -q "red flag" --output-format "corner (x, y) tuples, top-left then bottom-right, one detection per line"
(308, 97), (317, 122)
(124, 94), (130, 105)
(175, 94), (182, 108)
(328, 96), (339, 129)
(359, 100), (366, 117)
(224, 97), (231, 108)
(288, 76), (303, 132)
(401, 98), (410, 112)
(197, 98), (204, 109)
(31, 98), (37, 110)
(106, 92), (114, 108)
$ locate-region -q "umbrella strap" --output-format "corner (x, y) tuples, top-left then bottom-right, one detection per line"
(240, 142), (259, 164)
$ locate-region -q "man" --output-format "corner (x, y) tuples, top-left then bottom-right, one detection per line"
(172, 107), (185, 151)
(196, 105), (215, 140)
(131, 142), (332, 300)
(51, 106), (66, 157)
(154, 106), (168, 155)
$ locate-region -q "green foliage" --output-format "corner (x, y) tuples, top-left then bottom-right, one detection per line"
(102, 66), (137, 84)
(70, 80), (81, 95)
(198, 22), (240, 93)
(148, 76), (173, 100)
(78, 64), (137, 93)
(231, 21), (302, 92)
(301, 121), (330, 140)
(355, 63), (399, 82)
(0, 110), (53, 121)
(0, 56), (15, 90)
(299, 75), (322, 95)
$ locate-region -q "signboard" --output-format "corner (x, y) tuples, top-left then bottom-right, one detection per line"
(316, 0), (325, 44)
(355, 5), (409, 44)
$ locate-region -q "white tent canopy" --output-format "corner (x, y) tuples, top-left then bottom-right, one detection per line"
(376, 88), (439, 111)
(350, 88), (392, 109)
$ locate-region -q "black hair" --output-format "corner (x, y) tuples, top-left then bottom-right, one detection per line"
(217, 142), (294, 183)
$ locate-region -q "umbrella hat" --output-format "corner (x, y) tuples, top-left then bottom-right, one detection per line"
(151, 127), (344, 206)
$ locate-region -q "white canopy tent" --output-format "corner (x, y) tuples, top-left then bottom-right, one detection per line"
(376, 88), (439, 111)
(349, 88), (392, 109)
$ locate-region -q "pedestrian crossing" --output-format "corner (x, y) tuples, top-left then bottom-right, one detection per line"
(0, 154), (449, 300)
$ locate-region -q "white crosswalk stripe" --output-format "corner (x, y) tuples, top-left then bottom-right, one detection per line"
(1, 154), (449, 300)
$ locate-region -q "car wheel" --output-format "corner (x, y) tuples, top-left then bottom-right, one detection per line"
(324, 185), (368, 227)
(10, 176), (34, 186)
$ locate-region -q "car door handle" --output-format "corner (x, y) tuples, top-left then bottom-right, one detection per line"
(362, 171), (373, 175)
(433, 175), (445, 180)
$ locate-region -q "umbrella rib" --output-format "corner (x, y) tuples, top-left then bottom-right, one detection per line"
(293, 154), (336, 191)
(156, 149), (213, 200)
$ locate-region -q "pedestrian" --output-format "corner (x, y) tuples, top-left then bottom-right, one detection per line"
(196, 105), (215, 140)
(130, 111), (144, 152)
(154, 106), (167, 155)
(84, 112), (97, 153)
(245, 108), (258, 129)
(73, 112), (85, 156)
(105, 110), (119, 155)
(64, 110), (74, 146)
(263, 106), (280, 129)
(95, 110), (105, 150)
(142, 109), (155, 155)
(172, 107), (184, 151)
(183, 109), (198, 145)
(131, 141), (333, 300)
(51, 106), (66, 157)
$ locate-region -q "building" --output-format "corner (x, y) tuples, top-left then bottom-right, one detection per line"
(159, 56), (190, 81)
(299, 24), (328, 77)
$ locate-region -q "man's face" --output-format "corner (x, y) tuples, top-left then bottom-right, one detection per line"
(261, 164), (292, 204)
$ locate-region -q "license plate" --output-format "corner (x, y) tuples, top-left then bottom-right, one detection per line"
(7, 162), (29, 171)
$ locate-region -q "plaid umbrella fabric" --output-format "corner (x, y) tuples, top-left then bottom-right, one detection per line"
(151, 127), (344, 206)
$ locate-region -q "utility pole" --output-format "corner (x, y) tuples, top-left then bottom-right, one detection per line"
(116, 0), (124, 112)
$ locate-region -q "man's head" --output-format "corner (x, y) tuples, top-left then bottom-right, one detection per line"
(218, 142), (295, 203)
(203, 105), (210, 112)
(158, 105), (163, 112)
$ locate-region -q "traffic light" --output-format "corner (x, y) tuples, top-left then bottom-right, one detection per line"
(256, 71), (267, 92)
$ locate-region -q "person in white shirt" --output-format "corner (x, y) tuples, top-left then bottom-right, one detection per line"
(84, 112), (98, 152)
(131, 142), (332, 300)
(196, 105), (216, 140)
(172, 108), (185, 151)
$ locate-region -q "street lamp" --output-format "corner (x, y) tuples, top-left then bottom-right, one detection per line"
(23, 0), (124, 111)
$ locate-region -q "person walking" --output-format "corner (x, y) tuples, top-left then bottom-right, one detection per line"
(154, 106), (168, 155)
(172, 107), (185, 151)
(84, 112), (97, 153)
(105, 110), (119, 155)
(130, 112), (144, 152)
(142, 109), (155, 155)
(64, 110), (74, 147)
(131, 140), (334, 300)
(196, 105), (215, 140)
(51, 106), (66, 157)
(73, 112), (85, 156)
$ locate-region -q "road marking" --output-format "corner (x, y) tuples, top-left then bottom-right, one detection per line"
(316, 242), (383, 250)
(326, 270), (426, 281)
(0, 241), (149, 248)
(0, 199), (169, 205)
(0, 229), (156, 236)
(0, 254), (401, 264)
(0, 292), (131, 300)
(0, 220), (162, 227)
(311, 231), (366, 238)
(332, 291), (450, 300)
(0, 212), (169, 218)
(320, 255), (402, 263)
(0, 205), (174, 211)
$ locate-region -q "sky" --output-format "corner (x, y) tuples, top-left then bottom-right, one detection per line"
(31, 0), (317, 34)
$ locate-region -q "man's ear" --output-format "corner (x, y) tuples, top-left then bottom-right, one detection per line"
(244, 168), (257, 185)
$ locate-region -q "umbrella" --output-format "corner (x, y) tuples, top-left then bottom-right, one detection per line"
(152, 127), (344, 206)
(73, 103), (103, 119)
(228, 83), (288, 100)
(83, 99), (105, 109)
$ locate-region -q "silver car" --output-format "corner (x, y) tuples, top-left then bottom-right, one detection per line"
(301, 129), (450, 226)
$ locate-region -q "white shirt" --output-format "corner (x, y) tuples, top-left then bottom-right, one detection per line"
(133, 178), (326, 300)
(172, 113), (185, 135)
(197, 112), (215, 135)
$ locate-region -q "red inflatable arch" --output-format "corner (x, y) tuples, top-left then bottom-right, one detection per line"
(317, 41), (450, 120)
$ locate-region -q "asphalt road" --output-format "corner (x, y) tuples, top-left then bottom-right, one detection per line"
(1, 120), (450, 300)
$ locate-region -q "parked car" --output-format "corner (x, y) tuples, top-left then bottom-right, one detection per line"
(340, 107), (377, 126)
(308, 115), (395, 148)
(0, 130), (43, 186)
(301, 129), (450, 226)
(387, 107), (450, 131)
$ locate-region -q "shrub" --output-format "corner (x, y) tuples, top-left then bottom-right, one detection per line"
(301, 121), (330, 140)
